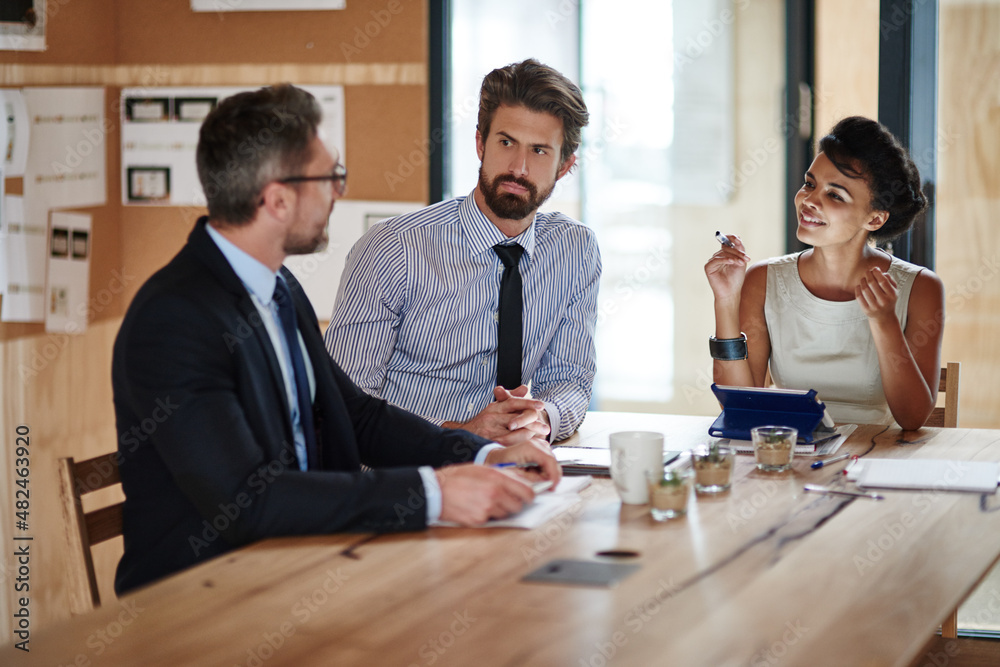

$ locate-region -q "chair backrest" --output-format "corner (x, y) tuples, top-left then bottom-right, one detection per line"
(57, 452), (124, 613)
(926, 362), (961, 428)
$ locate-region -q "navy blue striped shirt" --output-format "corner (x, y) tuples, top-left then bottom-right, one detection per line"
(324, 193), (601, 441)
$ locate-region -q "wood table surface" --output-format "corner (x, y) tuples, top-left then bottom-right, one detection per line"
(6, 412), (1000, 666)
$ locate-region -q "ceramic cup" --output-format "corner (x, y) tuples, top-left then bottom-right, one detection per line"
(609, 431), (664, 504)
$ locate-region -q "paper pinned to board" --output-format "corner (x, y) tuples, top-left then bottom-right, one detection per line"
(1, 194), (48, 322)
(120, 85), (344, 207)
(45, 211), (92, 334)
(0, 89), (29, 176)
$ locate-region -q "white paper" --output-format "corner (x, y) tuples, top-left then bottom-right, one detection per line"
(45, 211), (91, 334)
(0, 5), (45, 52)
(0, 174), (6, 294)
(0, 89), (30, 176)
(432, 476), (593, 529)
(23, 87), (108, 209)
(855, 459), (1000, 494)
(121, 85), (345, 206)
(283, 200), (423, 320)
(192, 0), (345, 10)
(1, 195), (46, 322)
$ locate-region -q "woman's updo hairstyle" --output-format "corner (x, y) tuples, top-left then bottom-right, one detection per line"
(818, 116), (927, 242)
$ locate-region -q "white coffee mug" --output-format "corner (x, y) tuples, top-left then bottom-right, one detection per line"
(609, 431), (665, 504)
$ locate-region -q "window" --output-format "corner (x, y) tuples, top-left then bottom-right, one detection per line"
(443, 0), (786, 415)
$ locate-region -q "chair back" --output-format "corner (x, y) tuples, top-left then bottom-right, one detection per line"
(926, 362), (961, 429)
(930, 362), (961, 638)
(58, 452), (124, 613)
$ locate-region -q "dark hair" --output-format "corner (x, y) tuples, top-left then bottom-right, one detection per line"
(477, 58), (589, 165)
(196, 84), (322, 225)
(818, 116), (927, 242)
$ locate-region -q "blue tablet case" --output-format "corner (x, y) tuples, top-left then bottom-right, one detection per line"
(709, 384), (835, 443)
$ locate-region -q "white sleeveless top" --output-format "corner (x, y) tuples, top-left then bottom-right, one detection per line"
(764, 252), (923, 425)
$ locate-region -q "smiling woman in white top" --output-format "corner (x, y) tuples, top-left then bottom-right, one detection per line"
(705, 116), (945, 429)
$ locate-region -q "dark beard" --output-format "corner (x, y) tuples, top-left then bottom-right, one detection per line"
(478, 168), (555, 221)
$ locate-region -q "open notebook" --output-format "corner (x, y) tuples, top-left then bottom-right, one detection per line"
(431, 476), (594, 529)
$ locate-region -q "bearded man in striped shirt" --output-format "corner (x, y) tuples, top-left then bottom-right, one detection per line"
(325, 59), (600, 447)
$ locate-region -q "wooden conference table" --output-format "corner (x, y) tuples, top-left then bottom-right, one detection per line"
(8, 412), (1000, 666)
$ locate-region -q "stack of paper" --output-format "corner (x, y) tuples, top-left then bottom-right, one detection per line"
(849, 459), (999, 494)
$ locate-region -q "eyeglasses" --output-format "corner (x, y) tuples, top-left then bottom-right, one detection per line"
(278, 163), (348, 196)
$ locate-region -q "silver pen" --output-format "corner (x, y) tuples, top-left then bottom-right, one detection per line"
(803, 483), (884, 501)
(810, 452), (852, 469)
(715, 231), (736, 248)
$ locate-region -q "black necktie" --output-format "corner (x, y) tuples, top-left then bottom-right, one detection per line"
(273, 278), (318, 469)
(492, 243), (524, 390)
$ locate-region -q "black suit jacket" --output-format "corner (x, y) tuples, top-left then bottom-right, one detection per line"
(112, 218), (488, 594)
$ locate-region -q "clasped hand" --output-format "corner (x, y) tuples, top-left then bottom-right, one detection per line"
(445, 385), (551, 446)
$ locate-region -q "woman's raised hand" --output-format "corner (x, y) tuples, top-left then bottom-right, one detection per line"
(705, 234), (751, 301)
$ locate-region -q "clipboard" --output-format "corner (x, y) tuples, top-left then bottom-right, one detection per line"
(708, 384), (836, 444)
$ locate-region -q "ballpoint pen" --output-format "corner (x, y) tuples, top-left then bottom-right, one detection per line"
(810, 453), (854, 470)
(493, 462), (542, 470)
(715, 230), (736, 248)
(803, 484), (884, 501)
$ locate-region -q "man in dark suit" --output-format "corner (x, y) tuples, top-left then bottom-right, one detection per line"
(112, 84), (560, 594)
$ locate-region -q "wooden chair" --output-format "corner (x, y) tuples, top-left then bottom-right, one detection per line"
(58, 452), (124, 613)
(929, 363), (961, 637)
(926, 362), (961, 429)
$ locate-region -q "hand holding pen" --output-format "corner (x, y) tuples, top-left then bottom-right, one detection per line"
(493, 462), (553, 493)
(715, 230), (736, 248)
(705, 231), (750, 301)
(713, 231), (748, 259)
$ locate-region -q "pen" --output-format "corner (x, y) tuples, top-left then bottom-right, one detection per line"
(715, 231), (736, 248)
(803, 484), (884, 501)
(810, 453), (854, 470)
(493, 462), (542, 470)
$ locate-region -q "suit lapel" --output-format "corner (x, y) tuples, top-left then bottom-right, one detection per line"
(189, 218), (299, 460)
(280, 267), (360, 471)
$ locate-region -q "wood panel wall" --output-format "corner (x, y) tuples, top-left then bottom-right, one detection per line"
(0, 0), (429, 642)
(814, 0), (879, 137)
(936, 0), (1000, 428)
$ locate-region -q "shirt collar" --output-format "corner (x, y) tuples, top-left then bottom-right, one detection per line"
(205, 222), (279, 305)
(459, 190), (536, 258)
